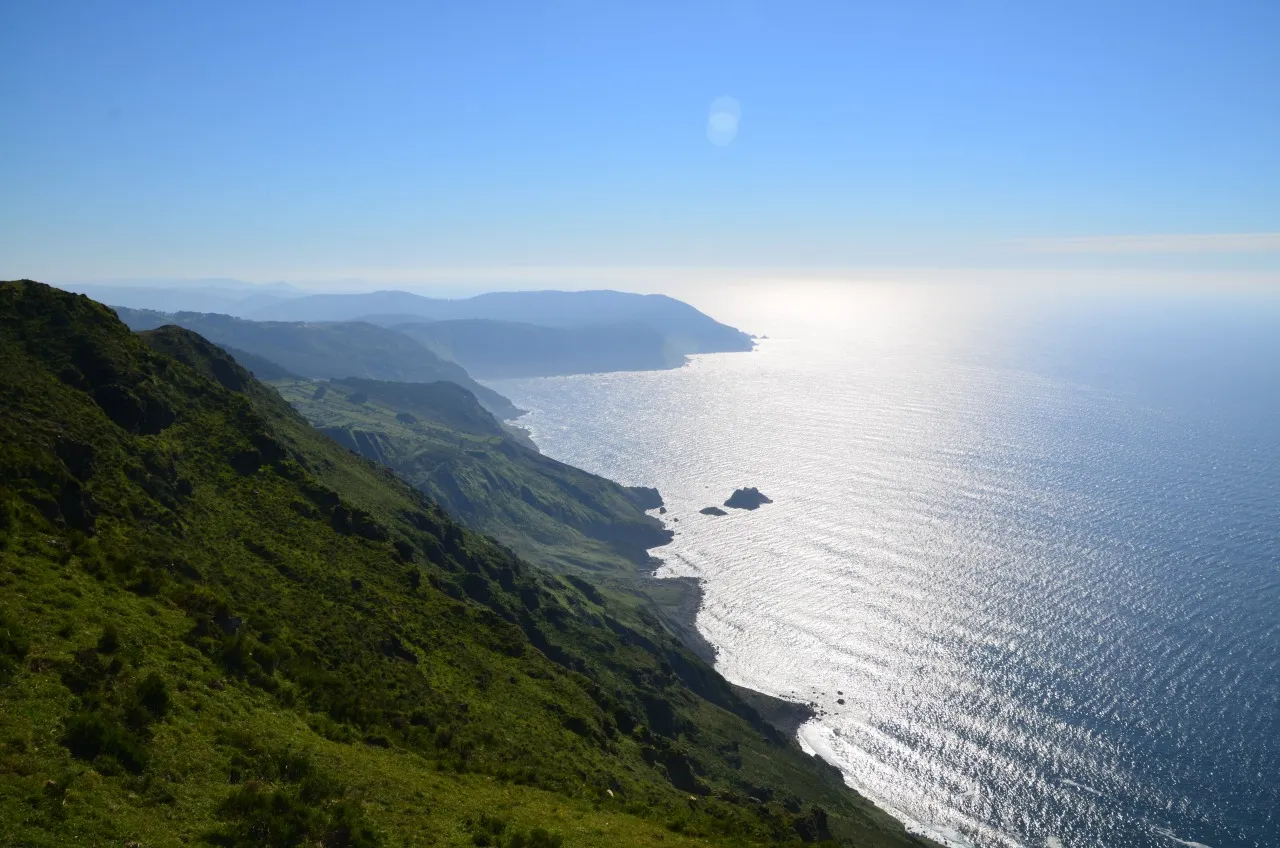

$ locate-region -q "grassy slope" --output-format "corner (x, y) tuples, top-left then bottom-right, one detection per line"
(0, 282), (933, 847)
(272, 377), (671, 575)
(269, 376), (722, 666)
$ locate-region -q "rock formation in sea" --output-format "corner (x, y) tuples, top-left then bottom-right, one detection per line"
(700, 506), (728, 516)
(724, 487), (773, 510)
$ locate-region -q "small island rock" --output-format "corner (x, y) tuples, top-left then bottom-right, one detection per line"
(699, 506), (728, 516)
(724, 487), (773, 510)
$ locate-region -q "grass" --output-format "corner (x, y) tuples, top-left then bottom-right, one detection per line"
(0, 280), (935, 847)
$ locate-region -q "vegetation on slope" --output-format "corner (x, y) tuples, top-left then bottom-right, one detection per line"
(269, 375), (746, 709)
(0, 281), (933, 847)
(271, 376), (672, 573)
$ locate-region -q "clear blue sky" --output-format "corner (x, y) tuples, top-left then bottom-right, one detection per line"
(2, 0), (1278, 282)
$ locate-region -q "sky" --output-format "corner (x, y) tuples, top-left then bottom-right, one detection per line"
(2, 0), (1278, 286)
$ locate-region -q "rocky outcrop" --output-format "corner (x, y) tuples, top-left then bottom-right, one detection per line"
(626, 486), (664, 511)
(724, 487), (772, 510)
(699, 506), (728, 516)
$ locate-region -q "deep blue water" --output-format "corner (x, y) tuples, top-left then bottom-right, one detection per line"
(492, 288), (1280, 848)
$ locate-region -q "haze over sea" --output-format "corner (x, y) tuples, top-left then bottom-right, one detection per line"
(492, 284), (1280, 848)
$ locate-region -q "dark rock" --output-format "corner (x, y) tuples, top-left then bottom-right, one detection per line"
(627, 486), (664, 510)
(699, 506), (727, 516)
(724, 487), (772, 510)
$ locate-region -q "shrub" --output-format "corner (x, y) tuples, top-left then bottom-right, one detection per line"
(215, 784), (314, 847)
(135, 672), (171, 719)
(0, 612), (29, 684)
(467, 817), (562, 848)
(62, 710), (149, 773)
(97, 623), (120, 653)
(0, 493), (16, 541)
(213, 775), (379, 847)
(509, 829), (564, 848)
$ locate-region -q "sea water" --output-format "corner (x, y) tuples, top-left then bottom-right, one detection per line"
(490, 286), (1280, 848)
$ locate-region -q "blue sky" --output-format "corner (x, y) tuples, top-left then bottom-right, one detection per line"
(2, 0), (1278, 283)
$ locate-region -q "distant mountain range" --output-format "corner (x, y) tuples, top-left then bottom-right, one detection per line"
(62, 284), (755, 358)
(73, 283), (756, 385)
(254, 289), (755, 355)
(111, 307), (523, 419)
(61, 281), (298, 316)
(391, 318), (681, 379)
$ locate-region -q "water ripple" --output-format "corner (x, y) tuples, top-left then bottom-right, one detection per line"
(492, 311), (1280, 848)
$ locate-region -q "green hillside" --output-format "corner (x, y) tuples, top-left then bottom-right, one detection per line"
(0, 281), (934, 848)
(271, 377), (672, 574)
(269, 375), (723, 666)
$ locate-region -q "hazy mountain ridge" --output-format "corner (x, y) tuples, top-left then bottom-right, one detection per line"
(390, 319), (682, 379)
(254, 289), (754, 355)
(109, 306), (523, 420)
(60, 282), (298, 317)
(54, 285), (755, 362)
(66, 284), (754, 382)
(0, 280), (934, 847)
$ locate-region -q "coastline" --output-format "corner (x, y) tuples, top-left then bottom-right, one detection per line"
(638, 513), (951, 848)
(638, 560), (820, 739)
(491, 380), (946, 848)
(637, 517), (946, 848)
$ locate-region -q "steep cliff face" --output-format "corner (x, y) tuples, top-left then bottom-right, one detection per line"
(1, 281), (934, 848)
(271, 376), (674, 570)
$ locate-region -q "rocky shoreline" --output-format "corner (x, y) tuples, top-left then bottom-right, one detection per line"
(638, 496), (824, 743)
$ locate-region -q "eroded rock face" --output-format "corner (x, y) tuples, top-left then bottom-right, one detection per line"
(699, 506), (728, 516)
(627, 486), (664, 510)
(724, 487), (772, 510)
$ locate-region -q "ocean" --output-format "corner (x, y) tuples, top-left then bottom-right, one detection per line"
(489, 285), (1280, 848)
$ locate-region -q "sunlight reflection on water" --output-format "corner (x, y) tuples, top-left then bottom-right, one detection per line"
(490, 288), (1280, 848)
